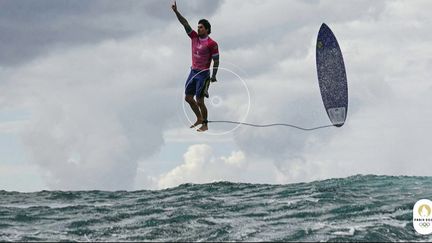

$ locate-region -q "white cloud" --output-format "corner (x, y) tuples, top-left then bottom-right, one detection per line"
(221, 150), (245, 167)
(0, 163), (47, 192)
(205, 1), (428, 184)
(220, 0), (432, 183)
(0, 0), (224, 66)
(0, 120), (29, 134)
(2, 0), (432, 191)
(158, 144), (237, 188)
(0, 1), (229, 191)
(1, 32), (188, 190)
(163, 128), (233, 143)
(157, 144), (277, 189)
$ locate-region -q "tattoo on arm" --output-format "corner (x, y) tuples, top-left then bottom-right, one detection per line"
(212, 59), (219, 79)
(184, 25), (192, 34)
(174, 10), (192, 34)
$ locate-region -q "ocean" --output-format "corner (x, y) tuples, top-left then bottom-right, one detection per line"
(1, 175), (431, 242)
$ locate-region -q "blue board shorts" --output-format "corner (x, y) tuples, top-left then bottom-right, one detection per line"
(185, 69), (210, 98)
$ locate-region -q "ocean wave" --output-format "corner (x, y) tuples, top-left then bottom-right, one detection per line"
(1, 175), (431, 242)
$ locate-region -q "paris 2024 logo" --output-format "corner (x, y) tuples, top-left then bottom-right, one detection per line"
(413, 199), (432, 235)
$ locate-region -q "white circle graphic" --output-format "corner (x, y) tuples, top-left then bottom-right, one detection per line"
(210, 95), (223, 107)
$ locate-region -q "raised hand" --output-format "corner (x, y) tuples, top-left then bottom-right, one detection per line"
(171, 1), (177, 12)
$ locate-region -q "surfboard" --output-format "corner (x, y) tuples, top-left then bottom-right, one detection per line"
(316, 23), (348, 127)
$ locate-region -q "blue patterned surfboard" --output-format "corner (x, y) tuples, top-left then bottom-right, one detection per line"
(316, 23), (348, 127)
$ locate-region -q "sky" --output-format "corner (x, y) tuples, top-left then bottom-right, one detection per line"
(0, 0), (431, 192)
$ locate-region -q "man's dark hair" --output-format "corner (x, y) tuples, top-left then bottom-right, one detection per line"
(198, 19), (211, 34)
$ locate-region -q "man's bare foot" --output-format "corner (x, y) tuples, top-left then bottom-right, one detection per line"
(197, 124), (208, 132)
(190, 119), (203, 128)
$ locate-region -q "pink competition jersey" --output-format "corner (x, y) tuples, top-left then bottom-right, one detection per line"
(188, 30), (219, 70)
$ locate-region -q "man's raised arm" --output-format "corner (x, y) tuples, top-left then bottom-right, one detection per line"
(171, 1), (192, 34)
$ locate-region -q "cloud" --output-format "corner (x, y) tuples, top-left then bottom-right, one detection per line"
(157, 144), (278, 189)
(2, 31), (189, 190)
(157, 144), (242, 188)
(0, 120), (29, 135)
(0, 163), (47, 192)
(2, 0), (432, 191)
(0, 0), (224, 67)
(148, 0), (432, 187)
(0, 0), (227, 190)
(225, 0), (432, 182)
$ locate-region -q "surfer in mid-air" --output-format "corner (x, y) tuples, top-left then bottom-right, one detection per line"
(171, 1), (219, 132)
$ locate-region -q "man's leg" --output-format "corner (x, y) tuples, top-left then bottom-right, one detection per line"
(196, 97), (208, 132)
(185, 95), (203, 128)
